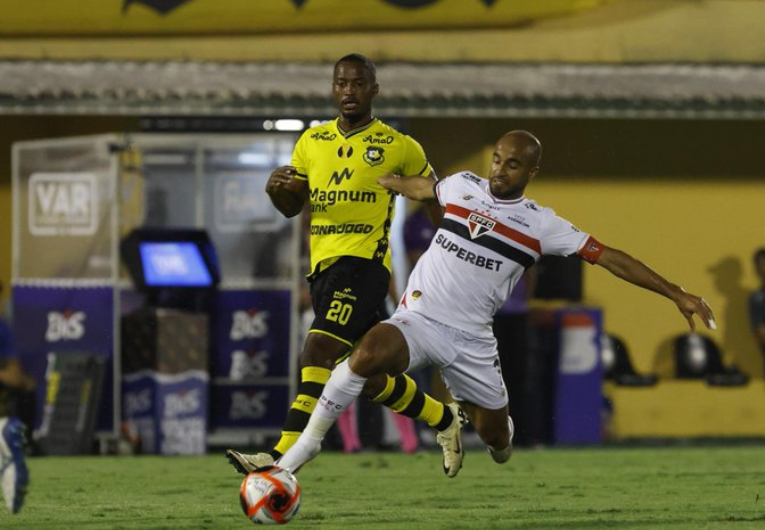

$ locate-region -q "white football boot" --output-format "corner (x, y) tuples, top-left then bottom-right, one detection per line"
(436, 403), (468, 478)
(226, 450), (275, 475)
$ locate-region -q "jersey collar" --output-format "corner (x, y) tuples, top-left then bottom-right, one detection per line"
(486, 182), (526, 205)
(335, 117), (378, 139)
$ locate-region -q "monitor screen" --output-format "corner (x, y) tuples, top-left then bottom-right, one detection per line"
(139, 242), (213, 287)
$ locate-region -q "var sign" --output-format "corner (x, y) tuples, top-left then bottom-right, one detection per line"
(29, 173), (99, 236)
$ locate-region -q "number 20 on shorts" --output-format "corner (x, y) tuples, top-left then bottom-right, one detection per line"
(326, 300), (353, 326)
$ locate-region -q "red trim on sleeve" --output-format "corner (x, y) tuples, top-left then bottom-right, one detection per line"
(578, 236), (605, 264)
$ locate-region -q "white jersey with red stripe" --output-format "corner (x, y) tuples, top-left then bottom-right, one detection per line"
(400, 171), (603, 335)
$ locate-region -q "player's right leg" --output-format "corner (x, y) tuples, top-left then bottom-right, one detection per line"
(277, 359), (371, 473)
(226, 333), (347, 473)
(279, 322), (412, 473)
(0, 417), (29, 514)
(228, 257), (388, 474)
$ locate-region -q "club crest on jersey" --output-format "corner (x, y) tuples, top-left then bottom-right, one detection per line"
(363, 147), (385, 166)
(467, 212), (496, 239)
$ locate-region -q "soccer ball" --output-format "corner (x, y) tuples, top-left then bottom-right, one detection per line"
(239, 466), (302, 525)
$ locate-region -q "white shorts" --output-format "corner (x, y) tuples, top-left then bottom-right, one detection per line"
(384, 309), (508, 410)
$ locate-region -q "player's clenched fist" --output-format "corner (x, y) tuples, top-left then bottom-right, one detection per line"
(265, 165), (307, 218)
(266, 166), (298, 193)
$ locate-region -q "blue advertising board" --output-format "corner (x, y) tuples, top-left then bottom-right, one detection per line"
(211, 289), (292, 430)
(12, 284), (115, 432)
(122, 370), (208, 454)
(552, 308), (603, 445)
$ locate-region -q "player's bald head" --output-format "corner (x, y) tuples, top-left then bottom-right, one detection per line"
(499, 130), (542, 167)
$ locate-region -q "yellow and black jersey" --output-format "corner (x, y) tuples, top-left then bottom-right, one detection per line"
(292, 117), (432, 276)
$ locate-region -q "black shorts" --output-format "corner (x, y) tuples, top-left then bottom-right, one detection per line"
(309, 256), (391, 348)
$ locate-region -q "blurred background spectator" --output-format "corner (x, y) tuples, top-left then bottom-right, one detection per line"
(0, 281), (37, 454)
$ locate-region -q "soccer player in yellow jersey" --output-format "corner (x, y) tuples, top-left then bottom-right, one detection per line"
(227, 54), (467, 477)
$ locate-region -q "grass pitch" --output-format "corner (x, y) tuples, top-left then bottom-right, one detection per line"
(2, 445), (764, 529)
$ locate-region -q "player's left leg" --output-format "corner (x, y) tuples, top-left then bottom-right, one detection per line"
(436, 328), (513, 468)
(459, 402), (514, 464)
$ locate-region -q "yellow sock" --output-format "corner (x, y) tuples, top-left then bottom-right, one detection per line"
(272, 366), (331, 456)
(374, 374), (445, 428)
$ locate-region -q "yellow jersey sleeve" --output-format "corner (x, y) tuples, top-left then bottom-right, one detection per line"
(400, 134), (432, 177)
(291, 131), (309, 181)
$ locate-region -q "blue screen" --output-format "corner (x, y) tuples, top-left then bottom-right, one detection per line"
(139, 242), (213, 287)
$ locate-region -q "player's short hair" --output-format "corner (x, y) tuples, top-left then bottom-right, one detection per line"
(754, 248), (765, 264)
(335, 53), (377, 83)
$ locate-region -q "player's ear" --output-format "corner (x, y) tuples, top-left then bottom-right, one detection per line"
(372, 83), (380, 96)
(529, 166), (540, 181)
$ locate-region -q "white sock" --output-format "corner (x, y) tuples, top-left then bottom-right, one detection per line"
(278, 360), (367, 472)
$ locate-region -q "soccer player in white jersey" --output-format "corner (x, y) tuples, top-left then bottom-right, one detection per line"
(277, 130), (717, 476)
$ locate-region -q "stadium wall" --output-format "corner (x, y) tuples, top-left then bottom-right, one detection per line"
(0, 0), (764, 63)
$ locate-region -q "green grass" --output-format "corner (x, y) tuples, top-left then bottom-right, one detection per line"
(3, 446), (765, 529)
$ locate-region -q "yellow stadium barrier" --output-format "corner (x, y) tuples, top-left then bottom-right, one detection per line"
(605, 381), (765, 438)
(0, 0), (621, 36)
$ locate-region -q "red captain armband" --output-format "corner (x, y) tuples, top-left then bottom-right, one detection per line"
(578, 236), (605, 264)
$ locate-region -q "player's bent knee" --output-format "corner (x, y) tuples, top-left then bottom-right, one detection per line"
(348, 347), (383, 378)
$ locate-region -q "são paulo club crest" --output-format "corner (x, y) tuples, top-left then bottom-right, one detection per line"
(467, 212), (496, 239)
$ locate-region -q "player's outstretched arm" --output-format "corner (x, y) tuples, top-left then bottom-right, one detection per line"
(378, 173), (437, 201)
(265, 166), (309, 218)
(422, 170), (445, 227)
(595, 246), (717, 331)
